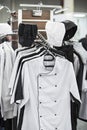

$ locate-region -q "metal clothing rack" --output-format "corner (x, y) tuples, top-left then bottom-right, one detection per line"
(19, 4), (67, 15)
(20, 4), (62, 10)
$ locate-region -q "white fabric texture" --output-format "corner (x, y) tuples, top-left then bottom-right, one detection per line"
(0, 23), (13, 36)
(45, 21), (65, 47)
(10, 47), (45, 105)
(73, 53), (80, 76)
(14, 55), (81, 130)
(82, 62), (87, 92)
(0, 44), (5, 105)
(9, 46), (39, 94)
(73, 42), (87, 65)
(0, 42), (16, 120)
(79, 91), (87, 120)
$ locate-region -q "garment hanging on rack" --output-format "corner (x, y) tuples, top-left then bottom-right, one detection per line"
(18, 23), (38, 47)
(75, 43), (87, 121)
(45, 20), (82, 130)
(60, 20), (87, 129)
(0, 42), (16, 130)
(8, 22), (81, 130)
(9, 46), (46, 96)
(9, 43), (65, 103)
(9, 25), (65, 98)
(78, 37), (87, 121)
(0, 42), (16, 120)
(53, 44), (82, 130)
(10, 48), (81, 130)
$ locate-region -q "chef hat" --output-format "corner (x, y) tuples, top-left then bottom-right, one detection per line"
(0, 23), (13, 36)
(45, 21), (65, 47)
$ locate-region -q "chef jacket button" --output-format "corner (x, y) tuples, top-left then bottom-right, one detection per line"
(55, 85), (57, 87)
(55, 73), (57, 75)
(54, 114), (57, 116)
(55, 128), (58, 130)
(40, 102), (42, 104)
(54, 100), (57, 102)
(40, 115), (42, 118)
(40, 74), (42, 76)
(41, 129), (43, 130)
(39, 87), (42, 89)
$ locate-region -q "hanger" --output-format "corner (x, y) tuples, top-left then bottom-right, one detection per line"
(37, 32), (56, 58)
(37, 32), (65, 58)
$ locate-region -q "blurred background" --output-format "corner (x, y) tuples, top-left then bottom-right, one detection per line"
(0, 1), (87, 129)
(0, 0), (87, 40)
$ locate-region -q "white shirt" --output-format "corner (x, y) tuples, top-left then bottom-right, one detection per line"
(9, 46), (37, 93)
(81, 62), (87, 91)
(0, 44), (5, 105)
(0, 42), (16, 119)
(12, 55), (81, 130)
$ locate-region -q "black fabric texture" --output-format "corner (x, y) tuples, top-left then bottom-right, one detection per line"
(4, 119), (12, 130)
(53, 45), (74, 63)
(17, 106), (25, 130)
(62, 20), (77, 41)
(79, 38), (87, 51)
(15, 70), (23, 101)
(0, 111), (5, 127)
(12, 117), (17, 130)
(85, 71), (87, 80)
(18, 23), (38, 47)
(71, 102), (78, 130)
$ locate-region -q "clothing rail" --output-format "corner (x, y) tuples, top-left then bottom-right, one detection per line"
(20, 4), (62, 9)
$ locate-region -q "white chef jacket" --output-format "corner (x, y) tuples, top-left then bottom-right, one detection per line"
(10, 48), (45, 105)
(9, 46), (38, 94)
(0, 44), (5, 105)
(12, 55), (81, 130)
(81, 62), (87, 91)
(0, 42), (16, 120)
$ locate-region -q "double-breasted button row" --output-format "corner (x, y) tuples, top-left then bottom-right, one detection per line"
(39, 84), (58, 89)
(39, 100), (57, 105)
(39, 114), (57, 118)
(39, 73), (57, 76)
(40, 128), (58, 130)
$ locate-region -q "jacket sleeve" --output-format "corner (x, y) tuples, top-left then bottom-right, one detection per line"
(69, 62), (81, 103)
